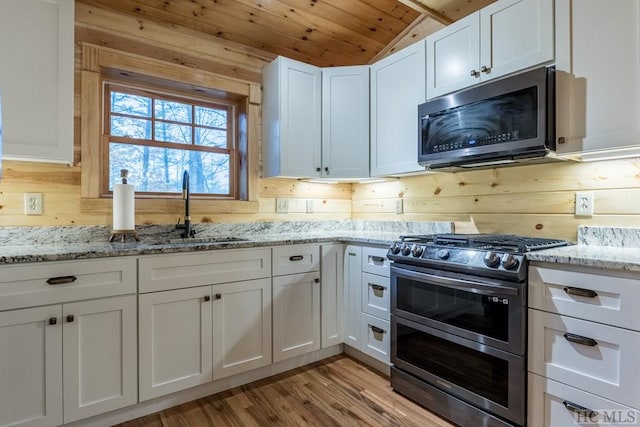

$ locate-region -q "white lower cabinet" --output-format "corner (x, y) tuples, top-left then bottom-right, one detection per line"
(212, 278), (272, 379)
(139, 286), (214, 401)
(343, 246), (362, 348)
(360, 313), (390, 362)
(272, 272), (321, 362)
(320, 244), (344, 348)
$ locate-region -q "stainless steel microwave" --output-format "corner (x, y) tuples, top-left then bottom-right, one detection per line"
(418, 66), (556, 170)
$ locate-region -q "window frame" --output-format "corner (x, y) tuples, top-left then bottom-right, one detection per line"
(102, 82), (238, 199)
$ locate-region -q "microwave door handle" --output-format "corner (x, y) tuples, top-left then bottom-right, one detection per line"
(392, 266), (519, 297)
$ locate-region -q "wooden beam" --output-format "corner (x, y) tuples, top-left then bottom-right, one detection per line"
(396, 0), (453, 25)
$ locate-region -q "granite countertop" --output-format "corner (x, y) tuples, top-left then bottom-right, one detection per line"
(526, 226), (640, 272)
(0, 221), (452, 265)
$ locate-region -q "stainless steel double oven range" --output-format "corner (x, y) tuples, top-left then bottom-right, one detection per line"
(388, 234), (570, 426)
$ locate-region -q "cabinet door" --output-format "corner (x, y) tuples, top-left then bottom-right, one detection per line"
(212, 278), (272, 379)
(139, 287), (213, 401)
(343, 246), (362, 348)
(370, 40), (426, 176)
(426, 12), (480, 98)
(480, 0), (554, 81)
(0, 306), (62, 427)
(320, 244), (344, 348)
(262, 56), (322, 178)
(322, 66), (370, 178)
(62, 296), (137, 423)
(0, 0), (74, 163)
(273, 272), (321, 362)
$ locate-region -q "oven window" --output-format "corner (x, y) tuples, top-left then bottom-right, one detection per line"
(396, 323), (509, 407)
(396, 275), (509, 341)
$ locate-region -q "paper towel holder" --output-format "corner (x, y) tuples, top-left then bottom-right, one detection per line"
(110, 169), (140, 243)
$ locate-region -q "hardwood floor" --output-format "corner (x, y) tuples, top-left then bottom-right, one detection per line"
(115, 355), (455, 427)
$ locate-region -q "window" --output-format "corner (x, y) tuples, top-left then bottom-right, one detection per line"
(104, 84), (237, 198)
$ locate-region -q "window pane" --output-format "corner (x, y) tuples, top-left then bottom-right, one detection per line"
(111, 116), (151, 139)
(109, 142), (230, 195)
(196, 106), (226, 128)
(111, 91), (152, 117)
(155, 100), (192, 123)
(155, 122), (192, 144)
(196, 128), (227, 148)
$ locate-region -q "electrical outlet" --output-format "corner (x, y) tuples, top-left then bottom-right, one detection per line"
(575, 192), (594, 216)
(25, 193), (43, 215)
(395, 199), (404, 214)
(275, 198), (289, 214)
(306, 200), (314, 214)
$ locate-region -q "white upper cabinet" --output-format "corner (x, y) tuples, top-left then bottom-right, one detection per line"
(262, 56), (322, 178)
(321, 66), (370, 178)
(0, 0), (74, 164)
(262, 57), (370, 179)
(555, 0), (640, 158)
(370, 40), (426, 176)
(426, 0), (554, 99)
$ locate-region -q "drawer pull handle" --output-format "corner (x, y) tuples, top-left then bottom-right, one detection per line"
(66, 314), (75, 323)
(370, 284), (386, 292)
(564, 332), (598, 347)
(203, 295), (211, 302)
(563, 400), (597, 419)
(564, 286), (598, 298)
(289, 255), (304, 261)
(46, 275), (78, 285)
(369, 325), (386, 334)
(48, 317), (57, 325)
(371, 256), (385, 263)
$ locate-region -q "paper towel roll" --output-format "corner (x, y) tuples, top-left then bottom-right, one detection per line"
(113, 183), (135, 231)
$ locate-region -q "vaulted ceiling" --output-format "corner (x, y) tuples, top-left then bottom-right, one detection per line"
(78, 0), (496, 67)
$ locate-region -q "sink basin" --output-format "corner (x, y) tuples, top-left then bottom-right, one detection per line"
(148, 236), (249, 245)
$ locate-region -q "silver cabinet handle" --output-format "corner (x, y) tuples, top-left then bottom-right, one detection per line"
(470, 69), (479, 77)
(480, 65), (491, 73)
(370, 284), (386, 292)
(563, 400), (597, 419)
(369, 324), (386, 334)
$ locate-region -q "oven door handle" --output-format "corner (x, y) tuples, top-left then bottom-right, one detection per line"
(391, 266), (519, 296)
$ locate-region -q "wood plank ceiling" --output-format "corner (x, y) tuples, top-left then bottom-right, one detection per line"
(77, 0), (496, 67)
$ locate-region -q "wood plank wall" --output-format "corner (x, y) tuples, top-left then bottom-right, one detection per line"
(0, 2), (351, 227)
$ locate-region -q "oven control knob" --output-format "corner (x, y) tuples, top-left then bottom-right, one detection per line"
(501, 254), (520, 270)
(484, 251), (501, 268)
(436, 249), (450, 260)
(390, 242), (401, 255)
(401, 243), (412, 256)
(411, 244), (424, 257)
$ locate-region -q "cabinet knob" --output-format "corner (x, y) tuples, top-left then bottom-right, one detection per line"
(66, 314), (75, 323)
(314, 278), (320, 283)
(470, 69), (480, 77)
(203, 295), (211, 302)
(215, 293), (222, 300)
(480, 65), (491, 73)
(316, 167), (321, 172)
(48, 317), (57, 325)
(324, 167), (329, 173)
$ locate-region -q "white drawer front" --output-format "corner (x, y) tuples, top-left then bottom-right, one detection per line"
(360, 313), (390, 364)
(361, 246), (390, 277)
(139, 248), (271, 293)
(361, 272), (390, 321)
(529, 264), (640, 330)
(528, 373), (639, 426)
(529, 309), (640, 409)
(272, 244), (320, 276)
(0, 257), (137, 311)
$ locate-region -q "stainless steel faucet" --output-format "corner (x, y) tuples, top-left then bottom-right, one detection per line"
(176, 170), (196, 238)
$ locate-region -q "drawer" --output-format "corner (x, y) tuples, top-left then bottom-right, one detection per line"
(529, 309), (640, 410)
(360, 313), (390, 364)
(361, 272), (390, 321)
(361, 246), (390, 277)
(529, 263), (640, 330)
(0, 257), (137, 311)
(272, 244), (320, 276)
(528, 373), (639, 426)
(139, 248), (271, 293)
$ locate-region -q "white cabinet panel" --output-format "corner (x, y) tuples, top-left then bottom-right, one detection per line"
(139, 287), (213, 401)
(529, 309), (640, 410)
(361, 272), (390, 321)
(360, 313), (390, 364)
(273, 272), (321, 362)
(343, 246), (362, 348)
(361, 246), (390, 277)
(63, 296), (137, 422)
(0, 306), (62, 427)
(212, 278), (272, 379)
(320, 244), (344, 348)
(0, 0), (74, 163)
